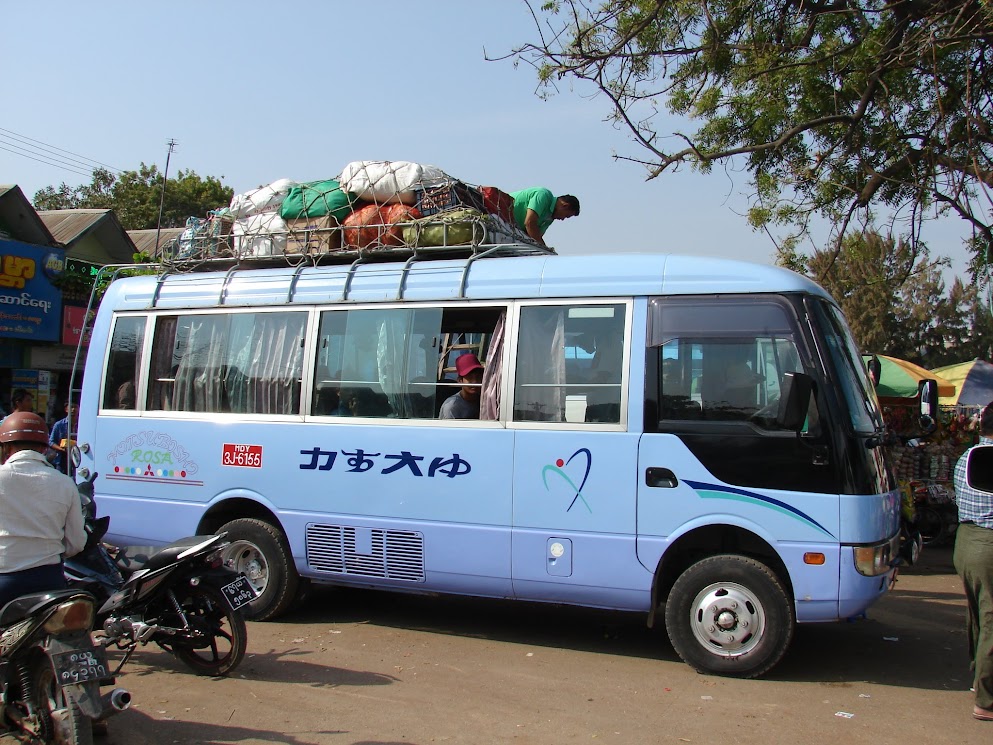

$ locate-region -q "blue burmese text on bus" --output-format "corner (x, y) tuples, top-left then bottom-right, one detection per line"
(299, 447), (471, 478)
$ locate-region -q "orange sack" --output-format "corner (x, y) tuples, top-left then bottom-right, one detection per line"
(343, 203), (422, 248)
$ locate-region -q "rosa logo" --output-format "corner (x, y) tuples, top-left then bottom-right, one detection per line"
(541, 448), (593, 513)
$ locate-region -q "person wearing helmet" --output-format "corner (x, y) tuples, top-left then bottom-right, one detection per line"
(0, 411), (86, 608)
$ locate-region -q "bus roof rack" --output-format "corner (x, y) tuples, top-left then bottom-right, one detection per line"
(159, 239), (555, 274)
(158, 213), (556, 274)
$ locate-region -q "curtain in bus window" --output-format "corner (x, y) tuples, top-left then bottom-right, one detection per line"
(236, 313), (306, 415)
(173, 316), (228, 412)
(480, 311), (505, 420)
(514, 307), (566, 421)
(376, 311), (409, 418)
(147, 316), (177, 411)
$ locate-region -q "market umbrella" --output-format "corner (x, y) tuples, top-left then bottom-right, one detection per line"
(863, 354), (956, 399)
(931, 358), (993, 406)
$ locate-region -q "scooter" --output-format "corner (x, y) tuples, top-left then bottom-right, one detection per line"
(0, 588), (130, 745)
(64, 475), (255, 677)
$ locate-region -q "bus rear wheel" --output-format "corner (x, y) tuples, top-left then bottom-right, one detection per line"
(664, 554), (794, 679)
(216, 518), (299, 621)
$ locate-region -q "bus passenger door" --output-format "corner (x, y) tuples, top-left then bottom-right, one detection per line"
(509, 301), (647, 611)
(637, 296), (841, 573)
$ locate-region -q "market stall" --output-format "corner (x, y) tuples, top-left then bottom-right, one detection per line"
(867, 355), (970, 545)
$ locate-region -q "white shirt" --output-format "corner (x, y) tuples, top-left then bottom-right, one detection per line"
(0, 449), (87, 572)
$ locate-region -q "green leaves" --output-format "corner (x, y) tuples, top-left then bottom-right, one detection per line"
(32, 165), (233, 231)
(514, 0), (993, 277)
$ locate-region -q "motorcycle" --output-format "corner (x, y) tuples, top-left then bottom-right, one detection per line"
(0, 588), (131, 745)
(64, 474), (255, 677)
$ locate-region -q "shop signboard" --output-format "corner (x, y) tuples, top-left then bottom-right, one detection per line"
(0, 239), (64, 341)
(29, 345), (80, 372)
(62, 305), (95, 346)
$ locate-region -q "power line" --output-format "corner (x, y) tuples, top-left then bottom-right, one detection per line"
(0, 134), (105, 178)
(0, 126), (122, 174)
(0, 143), (92, 179)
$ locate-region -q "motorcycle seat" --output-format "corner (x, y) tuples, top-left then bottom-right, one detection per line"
(0, 589), (93, 626)
(118, 536), (219, 573)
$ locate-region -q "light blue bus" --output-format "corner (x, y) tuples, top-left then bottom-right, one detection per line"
(73, 251), (901, 677)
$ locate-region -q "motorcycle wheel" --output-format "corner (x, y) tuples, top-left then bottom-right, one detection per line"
(917, 504), (948, 546)
(165, 584), (248, 677)
(30, 657), (94, 745)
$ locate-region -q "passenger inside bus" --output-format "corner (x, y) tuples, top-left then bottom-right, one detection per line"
(439, 354), (484, 419)
(585, 332), (622, 423)
(722, 361), (764, 412)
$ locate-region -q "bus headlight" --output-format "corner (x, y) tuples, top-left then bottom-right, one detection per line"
(853, 534), (899, 576)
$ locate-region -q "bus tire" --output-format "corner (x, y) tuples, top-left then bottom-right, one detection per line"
(664, 554), (794, 679)
(217, 518), (299, 621)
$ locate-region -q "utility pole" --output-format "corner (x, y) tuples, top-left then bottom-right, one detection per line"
(154, 138), (177, 258)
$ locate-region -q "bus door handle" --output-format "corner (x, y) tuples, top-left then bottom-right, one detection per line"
(645, 467), (678, 488)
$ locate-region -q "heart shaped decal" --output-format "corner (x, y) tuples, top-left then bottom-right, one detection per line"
(541, 447), (593, 513)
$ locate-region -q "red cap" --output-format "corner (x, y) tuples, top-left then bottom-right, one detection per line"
(455, 353), (483, 378)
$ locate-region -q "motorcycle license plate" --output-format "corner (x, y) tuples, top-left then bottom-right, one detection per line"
(51, 647), (110, 687)
(220, 575), (257, 610)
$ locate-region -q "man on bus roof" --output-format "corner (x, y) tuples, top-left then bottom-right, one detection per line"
(510, 188), (580, 249)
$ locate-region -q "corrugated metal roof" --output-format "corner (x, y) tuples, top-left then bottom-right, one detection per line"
(0, 185), (57, 245)
(127, 228), (184, 256)
(36, 209), (137, 263)
(36, 209), (109, 244)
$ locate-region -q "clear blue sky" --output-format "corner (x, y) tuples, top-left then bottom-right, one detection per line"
(1, 0), (975, 282)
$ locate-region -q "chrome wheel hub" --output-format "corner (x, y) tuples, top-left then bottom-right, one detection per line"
(222, 541), (268, 594)
(688, 582), (766, 658)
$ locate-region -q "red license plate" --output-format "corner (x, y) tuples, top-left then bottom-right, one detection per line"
(222, 444), (262, 468)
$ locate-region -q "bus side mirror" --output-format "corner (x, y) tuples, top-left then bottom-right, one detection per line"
(918, 379), (938, 424)
(777, 372), (813, 431)
(966, 445), (993, 492)
(867, 356), (881, 388)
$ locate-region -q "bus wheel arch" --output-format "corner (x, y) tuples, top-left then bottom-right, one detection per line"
(652, 525), (796, 678)
(198, 500), (303, 621)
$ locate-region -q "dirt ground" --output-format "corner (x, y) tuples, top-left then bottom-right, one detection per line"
(2, 545), (987, 744)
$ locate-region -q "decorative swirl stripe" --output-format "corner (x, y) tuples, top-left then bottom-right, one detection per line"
(684, 479), (835, 539)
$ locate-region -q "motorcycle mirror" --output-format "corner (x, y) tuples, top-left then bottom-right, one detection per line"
(966, 445), (993, 492)
(918, 379), (938, 419)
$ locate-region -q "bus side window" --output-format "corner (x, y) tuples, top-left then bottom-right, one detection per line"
(514, 303), (626, 424)
(652, 299), (809, 429)
(311, 306), (506, 420)
(102, 316), (146, 410)
(146, 311), (306, 415)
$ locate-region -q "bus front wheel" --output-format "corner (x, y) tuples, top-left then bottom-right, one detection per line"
(664, 554), (794, 679)
(216, 518), (299, 621)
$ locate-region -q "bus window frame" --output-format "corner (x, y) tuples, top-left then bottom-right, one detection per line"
(97, 298), (632, 432)
(505, 298), (632, 432)
(98, 312), (150, 417)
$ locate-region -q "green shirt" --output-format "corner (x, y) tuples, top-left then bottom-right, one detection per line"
(510, 188), (555, 235)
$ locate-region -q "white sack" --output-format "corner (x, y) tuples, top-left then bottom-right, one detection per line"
(229, 178), (297, 219)
(232, 211), (288, 257)
(339, 160), (449, 205)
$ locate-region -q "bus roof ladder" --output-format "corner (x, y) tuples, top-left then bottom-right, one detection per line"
(458, 244), (516, 298)
(287, 260), (309, 304)
(342, 255), (369, 301)
(217, 265), (241, 305)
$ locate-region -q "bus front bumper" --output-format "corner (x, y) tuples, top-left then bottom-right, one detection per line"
(838, 532), (900, 619)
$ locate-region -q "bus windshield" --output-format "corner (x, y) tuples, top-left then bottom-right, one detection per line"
(813, 299), (882, 434)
